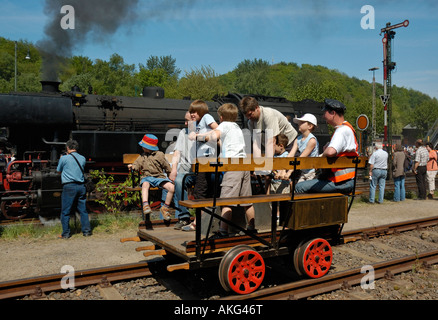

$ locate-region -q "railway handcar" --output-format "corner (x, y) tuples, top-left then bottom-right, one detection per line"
(129, 155), (367, 295)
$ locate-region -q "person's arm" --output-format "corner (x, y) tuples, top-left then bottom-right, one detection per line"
(413, 151), (420, 174)
(323, 146), (338, 157)
(197, 129), (221, 142)
(369, 163), (374, 177)
(168, 150), (180, 181)
(264, 137), (275, 158)
(300, 138), (317, 157)
(413, 160), (419, 174)
(282, 140), (298, 179)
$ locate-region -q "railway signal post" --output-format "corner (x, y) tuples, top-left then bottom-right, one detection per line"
(380, 19), (409, 179)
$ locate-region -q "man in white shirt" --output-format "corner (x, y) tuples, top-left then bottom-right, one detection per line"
(295, 99), (359, 194)
(368, 142), (388, 203)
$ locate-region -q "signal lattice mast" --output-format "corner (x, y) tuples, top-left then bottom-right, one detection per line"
(380, 19), (409, 178)
(380, 19), (409, 146)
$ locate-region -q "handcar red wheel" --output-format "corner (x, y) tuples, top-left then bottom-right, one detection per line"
(297, 238), (332, 279)
(218, 245), (265, 295)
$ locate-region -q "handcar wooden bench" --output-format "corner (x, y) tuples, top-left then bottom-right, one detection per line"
(131, 155), (368, 295)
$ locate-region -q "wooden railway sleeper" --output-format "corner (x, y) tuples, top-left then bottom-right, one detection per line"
(143, 249), (167, 258)
(120, 236), (141, 243)
(135, 244), (156, 252)
(167, 262), (190, 272)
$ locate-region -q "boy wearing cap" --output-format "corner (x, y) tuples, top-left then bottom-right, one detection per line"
(128, 134), (174, 220)
(278, 113), (319, 182)
(295, 99), (359, 194)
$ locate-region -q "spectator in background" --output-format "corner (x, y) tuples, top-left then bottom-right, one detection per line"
(425, 142), (437, 199)
(368, 142), (388, 204)
(392, 144), (406, 202)
(413, 139), (429, 200)
(57, 140), (92, 239)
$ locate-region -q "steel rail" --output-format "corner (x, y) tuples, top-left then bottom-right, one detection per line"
(0, 261), (152, 300)
(341, 216), (438, 243)
(220, 249), (438, 300)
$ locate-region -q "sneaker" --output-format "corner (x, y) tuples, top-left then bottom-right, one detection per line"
(58, 234), (70, 239)
(181, 223), (196, 232)
(143, 204), (152, 215)
(234, 228), (258, 237)
(174, 219), (190, 230)
(160, 205), (172, 221)
(208, 231), (229, 240)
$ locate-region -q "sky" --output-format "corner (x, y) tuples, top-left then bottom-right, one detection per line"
(1, 0), (438, 98)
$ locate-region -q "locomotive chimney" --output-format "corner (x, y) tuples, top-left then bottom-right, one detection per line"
(41, 80), (61, 93)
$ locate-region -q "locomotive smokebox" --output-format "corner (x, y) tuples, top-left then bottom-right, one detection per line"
(41, 80), (61, 93)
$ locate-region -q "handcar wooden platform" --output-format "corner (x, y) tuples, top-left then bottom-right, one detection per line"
(132, 155), (368, 294)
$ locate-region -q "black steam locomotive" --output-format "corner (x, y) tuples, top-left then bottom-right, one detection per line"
(0, 81), (330, 219)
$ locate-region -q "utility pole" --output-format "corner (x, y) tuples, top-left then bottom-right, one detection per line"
(380, 19), (409, 179)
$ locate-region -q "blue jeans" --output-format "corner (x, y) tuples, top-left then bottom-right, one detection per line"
(61, 183), (91, 237)
(369, 169), (387, 203)
(140, 176), (172, 187)
(393, 175), (405, 202)
(162, 173), (196, 220)
(295, 178), (354, 194)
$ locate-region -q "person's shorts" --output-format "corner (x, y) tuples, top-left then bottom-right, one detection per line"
(270, 180), (291, 194)
(220, 171), (252, 206)
(140, 176), (172, 188)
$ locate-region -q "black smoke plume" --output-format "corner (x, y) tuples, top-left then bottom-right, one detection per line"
(38, 0), (140, 80)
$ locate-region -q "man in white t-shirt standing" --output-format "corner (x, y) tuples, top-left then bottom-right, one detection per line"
(368, 142), (388, 204)
(295, 99), (359, 194)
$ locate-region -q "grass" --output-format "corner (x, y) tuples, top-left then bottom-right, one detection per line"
(0, 213), (142, 240)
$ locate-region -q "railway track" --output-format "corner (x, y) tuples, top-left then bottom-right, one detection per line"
(1, 216), (438, 300)
(0, 261), (153, 300)
(220, 249), (438, 300)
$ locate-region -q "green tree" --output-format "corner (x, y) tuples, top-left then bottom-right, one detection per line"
(70, 56), (93, 74)
(91, 54), (136, 96)
(409, 99), (438, 136)
(143, 55), (181, 79)
(136, 67), (169, 88)
(177, 65), (224, 101)
(233, 58), (271, 95)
